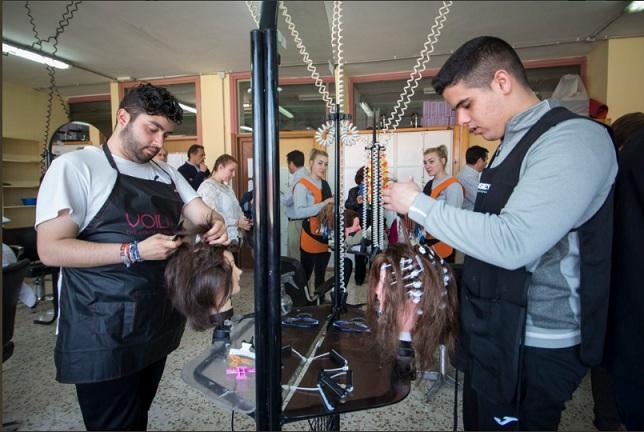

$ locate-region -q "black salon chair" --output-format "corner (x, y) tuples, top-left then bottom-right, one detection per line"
(3, 227), (59, 325)
(2, 258), (28, 432)
(3, 259), (30, 362)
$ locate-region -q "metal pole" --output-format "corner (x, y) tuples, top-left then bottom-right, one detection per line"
(333, 104), (342, 313)
(265, 23), (283, 432)
(253, 2), (281, 430)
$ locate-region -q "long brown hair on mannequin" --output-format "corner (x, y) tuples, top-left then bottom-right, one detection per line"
(164, 223), (234, 331)
(366, 242), (459, 373)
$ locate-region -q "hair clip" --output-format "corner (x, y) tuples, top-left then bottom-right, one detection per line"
(282, 313), (319, 329)
(332, 317), (370, 333)
(407, 289), (423, 304)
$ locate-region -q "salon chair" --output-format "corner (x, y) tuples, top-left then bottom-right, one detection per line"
(2, 227), (59, 325)
(3, 259), (30, 362)
(2, 259), (28, 431)
(280, 256), (340, 307)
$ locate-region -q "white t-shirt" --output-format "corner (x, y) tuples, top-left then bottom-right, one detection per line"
(36, 146), (199, 231)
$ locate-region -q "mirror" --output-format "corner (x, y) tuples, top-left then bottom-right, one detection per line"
(47, 121), (107, 166)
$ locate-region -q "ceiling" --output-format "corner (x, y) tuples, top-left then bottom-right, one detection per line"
(3, 1), (644, 98)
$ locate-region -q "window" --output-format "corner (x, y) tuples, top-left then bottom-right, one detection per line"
(351, 62), (583, 130)
(119, 77), (201, 141)
(69, 97), (112, 138)
(237, 80), (336, 133)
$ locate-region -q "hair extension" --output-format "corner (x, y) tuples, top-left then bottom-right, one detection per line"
(165, 224), (234, 331)
(367, 243), (459, 373)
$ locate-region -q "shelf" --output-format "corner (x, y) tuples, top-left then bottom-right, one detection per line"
(2, 181), (40, 188)
(3, 205), (36, 209)
(3, 154), (41, 163)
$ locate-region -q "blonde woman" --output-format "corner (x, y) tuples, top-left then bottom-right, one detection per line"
(292, 149), (335, 295)
(421, 145), (463, 261)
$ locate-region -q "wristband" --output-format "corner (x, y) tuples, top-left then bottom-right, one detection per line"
(128, 241), (144, 264)
(120, 242), (132, 268)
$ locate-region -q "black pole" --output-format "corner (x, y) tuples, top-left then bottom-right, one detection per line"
(265, 23), (283, 432)
(253, 1), (281, 430)
(333, 104), (342, 314)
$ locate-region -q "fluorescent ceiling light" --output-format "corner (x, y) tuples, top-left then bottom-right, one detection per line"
(423, 87), (436, 95)
(179, 103), (197, 114)
(298, 93), (323, 101)
(240, 125), (253, 132)
(279, 106), (294, 119)
(360, 102), (373, 117)
(625, 1), (644, 12)
(2, 42), (69, 69)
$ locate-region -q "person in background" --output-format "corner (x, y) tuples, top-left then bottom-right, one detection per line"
(456, 145), (489, 211)
(35, 83), (229, 431)
(153, 146), (168, 163)
(293, 149), (334, 297)
(281, 150), (309, 259)
(601, 112), (644, 431)
(421, 145), (464, 262)
(197, 154), (252, 248)
(345, 166), (369, 284)
(178, 144), (210, 190)
(383, 36), (616, 431)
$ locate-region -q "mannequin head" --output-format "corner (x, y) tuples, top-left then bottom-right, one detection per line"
(367, 243), (459, 371)
(165, 224), (241, 330)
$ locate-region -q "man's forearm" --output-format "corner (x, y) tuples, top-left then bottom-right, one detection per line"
(39, 238), (123, 268)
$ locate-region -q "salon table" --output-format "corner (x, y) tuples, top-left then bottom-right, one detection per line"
(182, 304), (411, 428)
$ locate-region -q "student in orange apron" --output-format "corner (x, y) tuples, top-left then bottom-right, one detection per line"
(422, 145), (464, 262)
(292, 149), (335, 297)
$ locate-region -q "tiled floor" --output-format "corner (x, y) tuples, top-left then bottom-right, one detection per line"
(2, 272), (598, 431)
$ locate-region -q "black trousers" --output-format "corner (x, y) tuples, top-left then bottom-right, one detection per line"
(590, 366), (623, 430)
(75, 356), (167, 431)
(300, 249), (331, 292)
(354, 254), (367, 285)
(613, 374), (644, 430)
(463, 345), (586, 431)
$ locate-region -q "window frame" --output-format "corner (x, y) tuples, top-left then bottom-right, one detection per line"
(118, 75), (202, 145)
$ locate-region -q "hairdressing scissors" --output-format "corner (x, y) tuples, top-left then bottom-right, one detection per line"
(171, 220), (184, 241)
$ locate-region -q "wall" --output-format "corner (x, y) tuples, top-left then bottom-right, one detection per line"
(586, 36), (644, 122)
(606, 37), (644, 120)
(200, 74), (228, 164)
(2, 81), (69, 141)
(586, 40), (608, 105)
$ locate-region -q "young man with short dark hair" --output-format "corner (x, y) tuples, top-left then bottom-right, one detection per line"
(457, 145), (489, 210)
(281, 150), (308, 259)
(384, 36), (617, 430)
(36, 83), (229, 431)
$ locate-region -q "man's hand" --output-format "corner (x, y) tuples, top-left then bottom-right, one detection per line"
(203, 212), (230, 245)
(199, 162), (208, 173)
(382, 178), (421, 215)
(138, 233), (182, 260)
(356, 195), (364, 205)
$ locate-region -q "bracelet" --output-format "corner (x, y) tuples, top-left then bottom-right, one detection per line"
(120, 242), (132, 268)
(128, 241), (144, 264)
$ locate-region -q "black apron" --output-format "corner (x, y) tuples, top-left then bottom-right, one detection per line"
(460, 107), (614, 404)
(55, 145), (186, 384)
